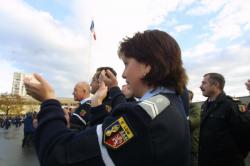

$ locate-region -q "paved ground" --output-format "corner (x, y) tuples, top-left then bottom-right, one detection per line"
(245, 153), (250, 166)
(247, 154), (250, 166)
(0, 126), (39, 166)
(1, 125), (250, 166)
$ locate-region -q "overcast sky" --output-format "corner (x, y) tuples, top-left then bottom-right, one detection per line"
(0, 0), (249, 101)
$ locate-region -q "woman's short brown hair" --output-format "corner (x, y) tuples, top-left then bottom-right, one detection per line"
(118, 30), (187, 94)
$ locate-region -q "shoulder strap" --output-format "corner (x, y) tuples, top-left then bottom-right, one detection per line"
(138, 94), (170, 119)
(72, 113), (87, 125)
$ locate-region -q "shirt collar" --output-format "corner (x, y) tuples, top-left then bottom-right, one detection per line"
(80, 97), (91, 105)
(139, 87), (175, 101)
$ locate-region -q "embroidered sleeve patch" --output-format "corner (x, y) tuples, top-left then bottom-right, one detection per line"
(79, 110), (87, 116)
(103, 117), (134, 149)
(238, 104), (247, 113)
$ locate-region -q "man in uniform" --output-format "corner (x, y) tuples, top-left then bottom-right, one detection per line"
(69, 82), (91, 131)
(198, 73), (250, 166)
(89, 67), (117, 126)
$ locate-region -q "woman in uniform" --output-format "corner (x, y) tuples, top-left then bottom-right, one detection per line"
(24, 29), (190, 166)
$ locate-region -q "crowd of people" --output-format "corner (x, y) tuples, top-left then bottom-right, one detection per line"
(0, 112), (38, 148)
(0, 115), (22, 129)
(23, 29), (250, 166)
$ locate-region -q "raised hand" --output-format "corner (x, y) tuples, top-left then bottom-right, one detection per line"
(91, 81), (108, 107)
(99, 69), (118, 89)
(24, 73), (56, 102)
(245, 79), (250, 92)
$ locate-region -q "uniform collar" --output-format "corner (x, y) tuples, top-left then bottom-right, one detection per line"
(139, 87), (175, 101)
(80, 97), (91, 105)
(207, 91), (226, 103)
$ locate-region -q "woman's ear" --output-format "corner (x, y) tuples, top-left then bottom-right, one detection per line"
(144, 64), (151, 76)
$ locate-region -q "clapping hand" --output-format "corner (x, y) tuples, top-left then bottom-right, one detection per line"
(245, 79), (250, 92)
(24, 73), (56, 102)
(99, 69), (118, 89)
(91, 81), (108, 107)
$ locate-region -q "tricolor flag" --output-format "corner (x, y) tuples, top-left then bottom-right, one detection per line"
(90, 20), (96, 40)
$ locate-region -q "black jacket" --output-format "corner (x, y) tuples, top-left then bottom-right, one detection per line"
(89, 86), (128, 126)
(199, 92), (250, 166)
(34, 92), (190, 166)
(70, 100), (91, 131)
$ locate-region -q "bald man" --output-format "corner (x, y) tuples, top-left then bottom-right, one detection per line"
(70, 82), (91, 131)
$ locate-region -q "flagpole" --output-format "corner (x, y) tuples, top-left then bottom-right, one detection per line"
(88, 32), (92, 80)
(89, 19), (96, 81)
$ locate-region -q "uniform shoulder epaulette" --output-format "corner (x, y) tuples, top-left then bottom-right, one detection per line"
(138, 94), (170, 119)
(226, 96), (240, 103)
(226, 95), (236, 101)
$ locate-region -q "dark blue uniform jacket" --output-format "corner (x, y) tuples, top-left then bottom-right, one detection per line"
(34, 92), (190, 166)
(70, 100), (91, 131)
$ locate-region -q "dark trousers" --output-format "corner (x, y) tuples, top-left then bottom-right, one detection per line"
(22, 132), (33, 147)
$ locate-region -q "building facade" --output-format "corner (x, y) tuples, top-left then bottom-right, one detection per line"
(11, 72), (32, 96)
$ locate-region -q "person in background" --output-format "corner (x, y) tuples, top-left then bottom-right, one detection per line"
(32, 111), (38, 129)
(90, 67), (117, 95)
(188, 90), (200, 166)
(24, 29), (190, 166)
(22, 112), (34, 148)
(89, 67), (117, 126)
(199, 73), (250, 166)
(90, 67), (117, 107)
(70, 82), (91, 131)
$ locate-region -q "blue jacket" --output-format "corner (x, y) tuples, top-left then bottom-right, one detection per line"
(24, 115), (34, 133)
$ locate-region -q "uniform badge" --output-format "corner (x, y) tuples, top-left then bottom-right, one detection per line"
(238, 104), (247, 113)
(105, 105), (112, 112)
(104, 117), (134, 149)
(79, 110), (87, 116)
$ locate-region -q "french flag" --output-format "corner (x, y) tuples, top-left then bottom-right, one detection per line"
(90, 20), (96, 40)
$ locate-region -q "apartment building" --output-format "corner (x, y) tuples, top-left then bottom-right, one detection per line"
(11, 72), (32, 96)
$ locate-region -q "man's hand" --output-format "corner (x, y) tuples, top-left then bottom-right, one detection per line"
(24, 73), (56, 102)
(91, 81), (108, 107)
(245, 79), (250, 92)
(99, 70), (118, 89)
